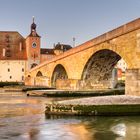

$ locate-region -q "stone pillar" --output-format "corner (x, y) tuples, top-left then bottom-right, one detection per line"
(35, 76), (50, 86)
(125, 69), (140, 96)
(25, 76), (34, 86)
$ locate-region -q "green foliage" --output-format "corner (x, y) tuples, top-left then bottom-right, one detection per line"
(46, 104), (140, 116)
(74, 105), (140, 115)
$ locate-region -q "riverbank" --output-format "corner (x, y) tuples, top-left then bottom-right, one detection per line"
(0, 86), (54, 92)
(45, 95), (140, 116)
(27, 88), (124, 97)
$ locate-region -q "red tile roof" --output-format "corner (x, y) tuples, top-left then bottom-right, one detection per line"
(41, 48), (55, 55)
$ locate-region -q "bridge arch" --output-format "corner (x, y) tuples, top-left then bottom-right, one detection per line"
(51, 64), (68, 87)
(36, 71), (43, 77)
(31, 63), (38, 69)
(81, 49), (126, 89)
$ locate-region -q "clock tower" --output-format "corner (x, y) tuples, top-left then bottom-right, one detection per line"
(26, 17), (41, 70)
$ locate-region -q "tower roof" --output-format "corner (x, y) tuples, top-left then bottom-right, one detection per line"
(54, 43), (72, 51)
(28, 17), (40, 37)
(31, 17), (36, 30)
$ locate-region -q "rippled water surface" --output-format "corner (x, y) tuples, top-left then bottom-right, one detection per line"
(0, 92), (140, 140)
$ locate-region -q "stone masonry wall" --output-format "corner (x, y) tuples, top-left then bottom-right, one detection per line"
(125, 69), (140, 96)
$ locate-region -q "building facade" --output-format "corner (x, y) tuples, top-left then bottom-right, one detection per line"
(0, 18), (72, 82)
(116, 58), (127, 80)
(0, 31), (26, 82)
(116, 58), (127, 72)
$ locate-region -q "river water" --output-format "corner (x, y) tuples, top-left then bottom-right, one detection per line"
(0, 92), (139, 140)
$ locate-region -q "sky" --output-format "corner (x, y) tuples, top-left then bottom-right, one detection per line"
(0, 0), (140, 48)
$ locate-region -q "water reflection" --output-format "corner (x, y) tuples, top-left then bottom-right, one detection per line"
(0, 92), (139, 140)
(111, 123), (126, 137)
(44, 115), (140, 140)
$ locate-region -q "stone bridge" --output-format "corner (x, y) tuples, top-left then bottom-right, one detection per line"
(26, 18), (140, 96)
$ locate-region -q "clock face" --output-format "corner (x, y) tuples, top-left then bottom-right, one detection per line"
(32, 42), (37, 48)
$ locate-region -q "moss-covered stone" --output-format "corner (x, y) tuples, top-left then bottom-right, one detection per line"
(45, 104), (140, 116)
(0, 82), (24, 87)
(43, 89), (124, 97)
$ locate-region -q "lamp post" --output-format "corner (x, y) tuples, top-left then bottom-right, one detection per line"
(73, 37), (76, 47)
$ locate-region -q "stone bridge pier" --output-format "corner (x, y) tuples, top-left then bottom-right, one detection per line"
(126, 69), (140, 96)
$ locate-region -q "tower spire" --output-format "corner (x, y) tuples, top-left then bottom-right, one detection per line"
(28, 17), (40, 37)
(31, 16), (36, 31)
(32, 16), (35, 23)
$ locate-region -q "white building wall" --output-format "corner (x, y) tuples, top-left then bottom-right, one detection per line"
(0, 60), (27, 82)
(116, 58), (127, 72)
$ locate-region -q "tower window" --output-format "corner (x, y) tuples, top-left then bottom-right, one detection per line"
(8, 68), (10, 72)
(10, 76), (12, 79)
(22, 68), (24, 72)
(6, 45), (10, 48)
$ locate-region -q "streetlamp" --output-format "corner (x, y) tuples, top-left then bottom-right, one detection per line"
(72, 37), (76, 47)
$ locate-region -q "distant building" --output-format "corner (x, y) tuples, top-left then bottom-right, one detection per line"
(0, 18), (72, 82)
(116, 58), (127, 72)
(40, 48), (55, 63)
(116, 58), (127, 80)
(54, 43), (72, 55)
(40, 43), (72, 63)
(0, 31), (26, 82)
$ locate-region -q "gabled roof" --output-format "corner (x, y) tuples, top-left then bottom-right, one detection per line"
(28, 32), (40, 38)
(0, 31), (25, 39)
